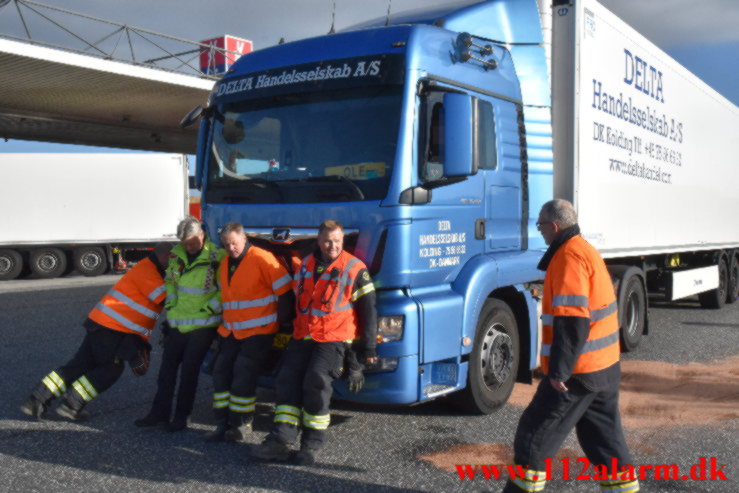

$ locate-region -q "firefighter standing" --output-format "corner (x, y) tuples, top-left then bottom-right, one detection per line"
(503, 200), (639, 493)
(206, 222), (295, 443)
(253, 219), (378, 465)
(136, 217), (225, 432)
(21, 243), (172, 421)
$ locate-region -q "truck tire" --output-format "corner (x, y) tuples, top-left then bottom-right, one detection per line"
(0, 249), (23, 281)
(698, 257), (728, 309)
(726, 253), (738, 305)
(618, 273), (646, 352)
(73, 246), (108, 276)
(29, 248), (67, 279)
(451, 298), (519, 414)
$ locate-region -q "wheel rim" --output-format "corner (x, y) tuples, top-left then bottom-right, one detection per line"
(81, 252), (101, 270)
(0, 256), (11, 274)
(38, 253), (59, 272)
(480, 323), (513, 388)
(625, 289), (641, 338)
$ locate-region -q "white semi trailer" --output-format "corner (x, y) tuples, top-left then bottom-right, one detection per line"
(0, 153), (189, 279)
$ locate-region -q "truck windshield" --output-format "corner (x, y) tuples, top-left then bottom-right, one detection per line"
(206, 86), (402, 204)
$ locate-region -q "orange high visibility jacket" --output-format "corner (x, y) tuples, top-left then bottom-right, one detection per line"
(540, 234), (620, 376)
(88, 257), (166, 341)
(217, 246), (293, 340)
(293, 250), (367, 343)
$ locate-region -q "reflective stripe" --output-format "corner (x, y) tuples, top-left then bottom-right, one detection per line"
(209, 297), (222, 313)
(229, 395), (256, 405)
(78, 376), (98, 399)
(165, 294), (176, 304)
(302, 410), (331, 430)
(351, 282), (375, 301)
(225, 313), (277, 331)
(599, 479), (640, 492)
(108, 289), (159, 319)
(272, 273), (292, 291)
(147, 285), (166, 302)
(275, 415), (300, 426)
(334, 258), (360, 309)
(177, 285), (217, 295)
(319, 273), (332, 280)
(275, 404), (300, 416)
(310, 303), (353, 317)
(213, 401), (229, 409)
(541, 331), (619, 357)
(510, 467), (547, 492)
(275, 405), (301, 426)
(541, 314), (553, 326)
(223, 295), (277, 311)
(591, 301), (618, 322)
(213, 391), (230, 400)
(552, 294), (589, 308)
(95, 303), (152, 337)
(42, 372), (66, 397)
(168, 314), (222, 327)
(229, 403), (256, 413)
(72, 376), (98, 402)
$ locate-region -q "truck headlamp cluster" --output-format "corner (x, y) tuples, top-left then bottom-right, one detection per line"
(377, 315), (404, 343)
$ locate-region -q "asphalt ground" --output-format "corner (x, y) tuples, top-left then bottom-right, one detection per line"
(0, 275), (737, 492)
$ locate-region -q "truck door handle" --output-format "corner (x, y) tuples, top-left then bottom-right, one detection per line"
(475, 218), (485, 240)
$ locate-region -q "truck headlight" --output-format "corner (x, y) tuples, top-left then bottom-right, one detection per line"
(377, 315), (404, 343)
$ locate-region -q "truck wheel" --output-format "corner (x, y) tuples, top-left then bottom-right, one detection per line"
(0, 249), (23, 280)
(73, 247), (108, 276)
(726, 254), (738, 305)
(451, 299), (519, 414)
(698, 257), (728, 309)
(29, 248), (67, 279)
(619, 274), (645, 352)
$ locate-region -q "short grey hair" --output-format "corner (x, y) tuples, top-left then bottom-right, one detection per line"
(540, 199), (578, 229)
(220, 222), (245, 238)
(176, 216), (203, 241)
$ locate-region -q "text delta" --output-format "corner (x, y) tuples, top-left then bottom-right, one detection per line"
(623, 49), (664, 103)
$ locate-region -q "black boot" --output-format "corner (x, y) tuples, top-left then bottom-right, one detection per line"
(21, 382), (57, 421)
(56, 393), (90, 422)
(167, 416), (188, 432)
(205, 423), (229, 442)
(224, 414), (253, 443)
(251, 436), (291, 461)
(293, 443), (319, 466)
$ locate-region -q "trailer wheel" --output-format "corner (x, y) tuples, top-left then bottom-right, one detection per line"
(29, 248), (67, 279)
(619, 274), (645, 352)
(451, 299), (519, 414)
(73, 247), (108, 277)
(698, 257), (728, 309)
(726, 253), (738, 305)
(0, 249), (23, 281)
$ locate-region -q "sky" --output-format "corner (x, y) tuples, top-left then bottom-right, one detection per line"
(0, 0), (737, 155)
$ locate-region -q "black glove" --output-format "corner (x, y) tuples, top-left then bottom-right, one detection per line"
(159, 320), (172, 347)
(129, 346), (151, 377)
(347, 368), (365, 393)
(362, 345), (377, 362)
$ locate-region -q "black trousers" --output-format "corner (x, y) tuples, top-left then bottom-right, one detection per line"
(148, 327), (215, 420)
(211, 333), (273, 426)
(270, 338), (345, 449)
(503, 378), (633, 492)
(35, 329), (126, 409)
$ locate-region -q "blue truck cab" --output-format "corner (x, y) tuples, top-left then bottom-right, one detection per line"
(192, 0), (554, 413)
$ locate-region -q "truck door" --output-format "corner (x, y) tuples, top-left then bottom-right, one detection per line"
(413, 85), (485, 364)
(477, 96), (522, 252)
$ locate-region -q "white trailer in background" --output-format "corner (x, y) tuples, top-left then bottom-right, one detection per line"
(552, 0), (739, 349)
(0, 153), (189, 279)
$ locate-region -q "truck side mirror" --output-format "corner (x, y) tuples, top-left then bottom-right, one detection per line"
(194, 119), (210, 190)
(443, 92), (477, 177)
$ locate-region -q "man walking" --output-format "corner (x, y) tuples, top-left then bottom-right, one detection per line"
(22, 243), (171, 421)
(503, 199), (638, 492)
(206, 222), (294, 443)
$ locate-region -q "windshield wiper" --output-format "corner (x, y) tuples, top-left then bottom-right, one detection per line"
(293, 175), (365, 201)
